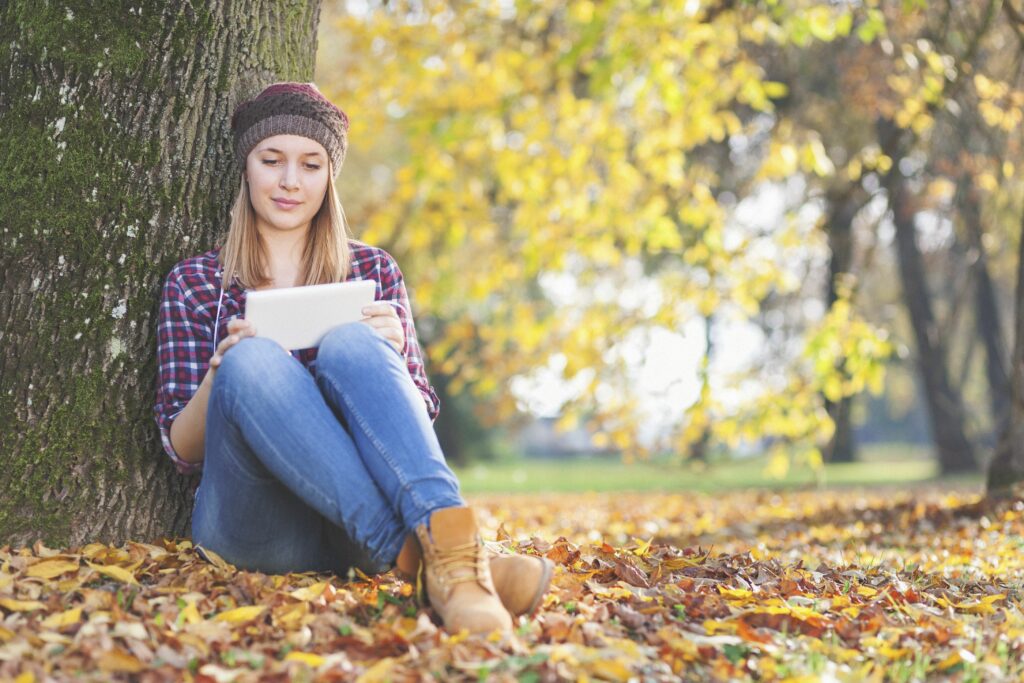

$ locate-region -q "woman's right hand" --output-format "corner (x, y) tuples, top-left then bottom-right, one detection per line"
(209, 318), (257, 373)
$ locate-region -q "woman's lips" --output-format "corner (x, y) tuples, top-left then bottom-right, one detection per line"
(272, 198), (300, 210)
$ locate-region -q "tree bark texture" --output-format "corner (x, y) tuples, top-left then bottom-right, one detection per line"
(878, 120), (977, 473)
(822, 186), (865, 463)
(987, 202), (1024, 492)
(0, 1), (322, 546)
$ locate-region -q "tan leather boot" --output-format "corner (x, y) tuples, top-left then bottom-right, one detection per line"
(396, 536), (554, 617)
(490, 553), (555, 617)
(415, 507), (512, 635)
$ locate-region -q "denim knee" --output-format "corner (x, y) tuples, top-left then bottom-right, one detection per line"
(214, 336), (295, 400)
(317, 322), (393, 380)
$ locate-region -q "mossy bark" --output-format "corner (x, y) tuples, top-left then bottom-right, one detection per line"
(0, 0), (321, 546)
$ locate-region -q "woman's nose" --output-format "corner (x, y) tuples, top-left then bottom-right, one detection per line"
(279, 163), (300, 189)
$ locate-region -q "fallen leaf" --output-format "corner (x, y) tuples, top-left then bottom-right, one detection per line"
(213, 605), (267, 624)
(285, 651), (325, 667)
(357, 656), (396, 683)
(0, 598), (46, 612)
(96, 647), (145, 673)
(26, 558), (80, 579)
(86, 562), (138, 585)
(41, 607), (82, 629)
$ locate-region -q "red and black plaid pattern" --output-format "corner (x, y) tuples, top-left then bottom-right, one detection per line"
(154, 242), (441, 475)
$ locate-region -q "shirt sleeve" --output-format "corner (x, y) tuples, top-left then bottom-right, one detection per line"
(153, 270), (212, 475)
(377, 253), (441, 421)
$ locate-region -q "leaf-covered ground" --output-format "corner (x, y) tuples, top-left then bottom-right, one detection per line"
(2, 485), (1023, 681)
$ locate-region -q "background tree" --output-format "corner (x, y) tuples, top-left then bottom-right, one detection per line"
(321, 0), (893, 471)
(0, 0), (323, 546)
(986, 1), (1024, 493)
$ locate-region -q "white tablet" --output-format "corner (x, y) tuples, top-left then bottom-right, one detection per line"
(245, 279), (377, 350)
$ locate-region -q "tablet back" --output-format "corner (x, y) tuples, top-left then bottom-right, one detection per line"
(245, 279), (377, 350)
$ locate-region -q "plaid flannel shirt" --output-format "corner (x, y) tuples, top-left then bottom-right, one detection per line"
(154, 242), (440, 475)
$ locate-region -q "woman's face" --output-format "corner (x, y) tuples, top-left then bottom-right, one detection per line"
(246, 134), (330, 236)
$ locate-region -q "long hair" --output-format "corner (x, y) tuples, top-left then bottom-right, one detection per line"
(219, 168), (351, 288)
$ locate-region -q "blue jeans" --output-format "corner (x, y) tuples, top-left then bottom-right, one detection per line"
(191, 322), (464, 575)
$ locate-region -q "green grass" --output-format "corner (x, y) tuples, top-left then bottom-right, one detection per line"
(454, 444), (983, 494)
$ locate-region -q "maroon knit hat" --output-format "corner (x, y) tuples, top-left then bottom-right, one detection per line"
(231, 82), (349, 175)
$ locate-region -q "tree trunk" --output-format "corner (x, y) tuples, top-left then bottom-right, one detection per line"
(958, 174), (1011, 440)
(822, 186), (864, 463)
(0, 1), (322, 547)
(878, 121), (977, 473)
(987, 201), (1024, 493)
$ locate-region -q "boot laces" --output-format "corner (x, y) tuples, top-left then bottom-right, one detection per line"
(435, 541), (485, 586)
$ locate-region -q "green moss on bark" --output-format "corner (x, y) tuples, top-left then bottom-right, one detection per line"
(1, 0), (320, 546)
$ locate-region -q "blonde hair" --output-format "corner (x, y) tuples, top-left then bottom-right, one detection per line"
(220, 168), (351, 288)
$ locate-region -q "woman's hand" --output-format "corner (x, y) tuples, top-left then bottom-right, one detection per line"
(362, 302), (405, 354)
(209, 318), (257, 372)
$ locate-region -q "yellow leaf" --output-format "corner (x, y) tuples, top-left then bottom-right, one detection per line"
(26, 558), (80, 579)
(357, 657), (397, 683)
(956, 594), (1005, 615)
(213, 605), (267, 624)
(878, 645), (912, 659)
(197, 546), (234, 570)
(938, 650), (965, 670)
(0, 625), (14, 642)
(41, 607), (82, 630)
(180, 600), (201, 625)
(718, 587), (756, 603)
(289, 581), (328, 601)
(589, 658), (633, 682)
(855, 586), (877, 598)
(273, 601), (309, 629)
(80, 543), (107, 559)
(0, 598), (46, 612)
(86, 562), (138, 585)
(703, 619), (737, 635)
(97, 647), (145, 673)
(14, 673), (34, 683)
(632, 538), (653, 557)
(285, 651), (325, 668)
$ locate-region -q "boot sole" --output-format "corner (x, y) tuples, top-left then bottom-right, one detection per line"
(522, 557), (556, 617)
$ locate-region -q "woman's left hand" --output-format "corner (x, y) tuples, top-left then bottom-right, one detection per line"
(361, 302), (405, 354)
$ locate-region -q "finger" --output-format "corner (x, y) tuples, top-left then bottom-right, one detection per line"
(228, 318), (255, 334)
(381, 328), (404, 350)
(362, 302), (398, 318)
(216, 334), (241, 356)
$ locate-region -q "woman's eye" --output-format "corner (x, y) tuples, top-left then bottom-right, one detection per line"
(305, 164), (321, 171)
(261, 159), (279, 165)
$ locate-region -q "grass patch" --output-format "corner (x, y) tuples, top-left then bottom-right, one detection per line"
(455, 443), (982, 494)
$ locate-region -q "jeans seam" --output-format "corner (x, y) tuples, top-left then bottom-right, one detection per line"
(220, 369), (345, 521)
(211, 387), (279, 486)
(319, 371), (432, 521)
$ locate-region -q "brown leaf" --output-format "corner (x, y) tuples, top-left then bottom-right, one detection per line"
(613, 558), (650, 588)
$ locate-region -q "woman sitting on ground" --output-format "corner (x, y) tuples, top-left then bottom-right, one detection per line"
(154, 82), (552, 635)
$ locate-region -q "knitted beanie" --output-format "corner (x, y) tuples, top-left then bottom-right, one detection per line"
(231, 82), (349, 175)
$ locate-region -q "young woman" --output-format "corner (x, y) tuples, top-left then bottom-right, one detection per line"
(154, 82), (552, 635)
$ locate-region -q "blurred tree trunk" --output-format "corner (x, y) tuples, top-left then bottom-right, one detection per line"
(0, 1), (322, 547)
(822, 186), (866, 463)
(958, 173), (1011, 439)
(878, 121), (977, 474)
(689, 313), (714, 462)
(987, 203), (1024, 493)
